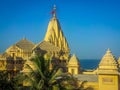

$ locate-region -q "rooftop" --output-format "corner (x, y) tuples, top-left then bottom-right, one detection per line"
(33, 41), (60, 52)
(74, 74), (98, 82)
(15, 38), (35, 52)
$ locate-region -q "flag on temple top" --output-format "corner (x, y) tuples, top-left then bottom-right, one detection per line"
(51, 10), (55, 14)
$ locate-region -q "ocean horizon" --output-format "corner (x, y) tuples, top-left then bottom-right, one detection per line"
(80, 59), (100, 70)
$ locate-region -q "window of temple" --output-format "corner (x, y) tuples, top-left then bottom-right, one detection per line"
(12, 53), (15, 57)
(71, 69), (75, 74)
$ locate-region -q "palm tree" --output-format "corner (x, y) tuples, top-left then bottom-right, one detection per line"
(18, 54), (82, 90)
(19, 54), (65, 90)
(0, 71), (18, 90)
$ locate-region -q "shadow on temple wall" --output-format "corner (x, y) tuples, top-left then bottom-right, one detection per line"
(84, 87), (94, 90)
(77, 81), (94, 90)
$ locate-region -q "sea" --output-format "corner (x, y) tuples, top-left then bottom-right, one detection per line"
(80, 59), (100, 70)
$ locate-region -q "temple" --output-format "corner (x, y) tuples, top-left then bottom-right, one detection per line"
(0, 6), (120, 90)
(44, 5), (70, 61)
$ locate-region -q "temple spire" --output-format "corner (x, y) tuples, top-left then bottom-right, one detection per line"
(44, 5), (70, 60)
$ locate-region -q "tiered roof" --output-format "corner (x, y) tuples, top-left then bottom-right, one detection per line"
(99, 49), (118, 66)
(33, 41), (60, 52)
(98, 49), (118, 74)
(15, 38), (35, 52)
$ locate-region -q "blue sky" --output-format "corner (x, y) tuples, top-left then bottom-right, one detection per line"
(0, 0), (120, 59)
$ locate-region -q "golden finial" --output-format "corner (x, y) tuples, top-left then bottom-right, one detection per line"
(107, 48), (111, 53)
(23, 36), (26, 40)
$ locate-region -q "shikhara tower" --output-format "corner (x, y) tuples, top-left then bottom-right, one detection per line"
(44, 5), (70, 60)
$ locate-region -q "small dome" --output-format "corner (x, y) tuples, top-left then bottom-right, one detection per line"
(68, 54), (80, 65)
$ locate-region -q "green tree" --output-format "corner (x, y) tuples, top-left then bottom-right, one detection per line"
(18, 54), (82, 90)
(0, 71), (18, 90)
(19, 55), (65, 90)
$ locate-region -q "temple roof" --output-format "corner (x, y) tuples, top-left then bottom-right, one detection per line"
(118, 57), (120, 64)
(44, 6), (69, 52)
(98, 49), (118, 74)
(0, 53), (10, 58)
(15, 38), (35, 52)
(33, 41), (60, 52)
(0, 54), (2, 57)
(0, 53), (12, 60)
(99, 49), (118, 66)
(68, 54), (80, 65)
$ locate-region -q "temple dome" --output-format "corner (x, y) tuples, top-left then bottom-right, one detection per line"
(15, 38), (35, 52)
(68, 54), (81, 74)
(68, 54), (80, 65)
